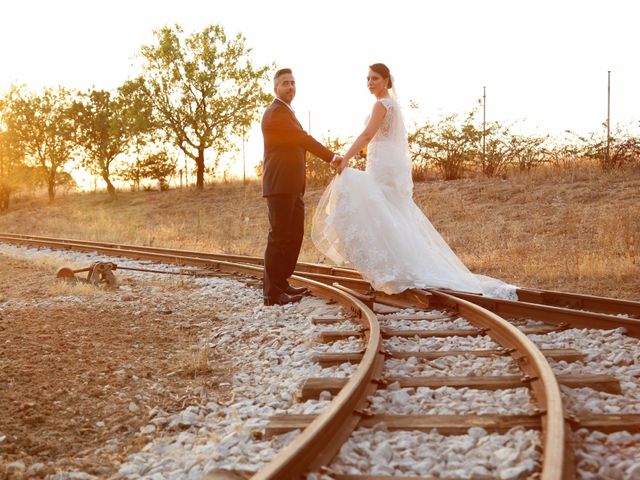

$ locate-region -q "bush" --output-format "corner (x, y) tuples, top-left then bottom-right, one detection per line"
(569, 126), (640, 170)
(409, 111), (482, 180)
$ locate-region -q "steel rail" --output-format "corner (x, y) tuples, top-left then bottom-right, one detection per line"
(2, 232), (638, 317)
(434, 289), (640, 338)
(253, 292), (383, 479)
(1, 234), (638, 335)
(296, 287), (573, 478)
(0, 233), (351, 276)
(329, 282), (640, 338)
(431, 290), (572, 480)
(0, 233), (384, 479)
(515, 287), (640, 318)
(0, 234), (576, 477)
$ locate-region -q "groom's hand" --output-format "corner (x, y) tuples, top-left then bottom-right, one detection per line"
(331, 155), (343, 172)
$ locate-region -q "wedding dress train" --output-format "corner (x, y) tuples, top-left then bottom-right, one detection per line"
(311, 97), (517, 300)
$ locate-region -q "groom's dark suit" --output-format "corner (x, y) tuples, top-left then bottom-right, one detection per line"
(262, 98), (335, 300)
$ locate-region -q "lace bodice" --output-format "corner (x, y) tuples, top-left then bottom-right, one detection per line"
(370, 97), (407, 145)
(365, 97), (413, 197)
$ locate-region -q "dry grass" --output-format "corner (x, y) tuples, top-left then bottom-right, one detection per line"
(1, 249), (87, 272)
(173, 341), (213, 378)
(1, 163), (639, 300)
(47, 279), (108, 297)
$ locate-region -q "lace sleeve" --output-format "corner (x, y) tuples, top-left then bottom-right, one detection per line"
(378, 98), (394, 110)
(374, 98), (395, 140)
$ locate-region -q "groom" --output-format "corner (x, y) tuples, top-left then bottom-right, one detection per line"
(261, 68), (341, 306)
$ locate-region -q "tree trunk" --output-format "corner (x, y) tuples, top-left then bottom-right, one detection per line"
(196, 148), (205, 190)
(0, 184), (9, 211)
(103, 173), (117, 200)
(47, 177), (56, 202)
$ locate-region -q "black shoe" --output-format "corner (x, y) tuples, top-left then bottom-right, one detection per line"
(264, 292), (304, 306)
(284, 284), (309, 295)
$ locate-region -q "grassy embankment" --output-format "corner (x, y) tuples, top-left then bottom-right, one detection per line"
(1, 164), (638, 300)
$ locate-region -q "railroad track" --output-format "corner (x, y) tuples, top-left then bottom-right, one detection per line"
(1, 233), (640, 479)
(1, 232), (638, 320)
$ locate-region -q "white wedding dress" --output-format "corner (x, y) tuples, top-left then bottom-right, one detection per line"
(311, 97), (517, 299)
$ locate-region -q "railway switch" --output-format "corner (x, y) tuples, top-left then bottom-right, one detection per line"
(56, 262), (118, 288)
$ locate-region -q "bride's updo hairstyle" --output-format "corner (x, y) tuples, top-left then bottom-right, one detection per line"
(369, 63), (392, 89)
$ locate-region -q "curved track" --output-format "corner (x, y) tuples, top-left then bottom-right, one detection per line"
(1, 232), (638, 318)
(2, 233), (640, 479)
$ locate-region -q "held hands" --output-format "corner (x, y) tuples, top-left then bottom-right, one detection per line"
(331, 155), (342, 172)
(331, 155), (348, 174)
(338, 156), (348, 174)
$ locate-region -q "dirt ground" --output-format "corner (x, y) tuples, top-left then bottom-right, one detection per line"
(0, 254), (235, 479)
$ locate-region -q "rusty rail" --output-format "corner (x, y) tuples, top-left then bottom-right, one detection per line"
(431, 290), (572, 480)
(254, 289), (383, 479)
(0, 232), (384, 479)
(2, 232), (637, 317)
(2, 233), (638, 478)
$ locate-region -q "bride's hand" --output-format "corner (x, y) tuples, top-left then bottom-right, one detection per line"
(337, 157), (349, 174)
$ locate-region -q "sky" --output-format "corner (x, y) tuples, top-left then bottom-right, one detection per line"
(1, 0), (638, 182)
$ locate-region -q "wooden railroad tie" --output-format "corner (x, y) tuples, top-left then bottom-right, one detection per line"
(264, 413), (640, 438)
(299, 374), (621, 400)
(316, 324), (560, 342)
(331, 476), (438, 480)
(313, 348), (586, 366)
(311, 313), (458, 325)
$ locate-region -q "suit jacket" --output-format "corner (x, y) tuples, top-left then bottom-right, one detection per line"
(261, 99), (334, 196)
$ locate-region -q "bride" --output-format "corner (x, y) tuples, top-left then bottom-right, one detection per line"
(311, 63), (517, 300)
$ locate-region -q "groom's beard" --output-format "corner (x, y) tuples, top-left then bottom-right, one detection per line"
(278, 91), (295, 104)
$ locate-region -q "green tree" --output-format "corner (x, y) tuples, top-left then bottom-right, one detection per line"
(141, 150), (177, 190)
(0, 128), (25, 210)
(118, 150), (177, 191)
(1, 86), (76, 202)
(72, 88), (151, 199)
(117, 158), (144, 191)
(127, 24), (273, 190)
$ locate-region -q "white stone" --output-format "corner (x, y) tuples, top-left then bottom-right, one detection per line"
(27, 463), (46, 476)
(6, 461), (25, 473)
(499, 459), (537, 480)
(141, 424), (157, 434)
(492, 446), (518, 467)
(627, 462), (640, 479)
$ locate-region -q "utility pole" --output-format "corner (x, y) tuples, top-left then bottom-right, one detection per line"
(606, 70), (611, 166)
(482, 86), (487, 162)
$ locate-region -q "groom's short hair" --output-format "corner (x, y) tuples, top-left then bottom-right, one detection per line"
(274, 68), (293, 84)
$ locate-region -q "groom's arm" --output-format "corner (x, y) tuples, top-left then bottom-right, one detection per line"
(264, 108), (335, 163)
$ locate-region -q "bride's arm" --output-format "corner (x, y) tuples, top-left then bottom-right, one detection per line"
(340, 102), (387, 168)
